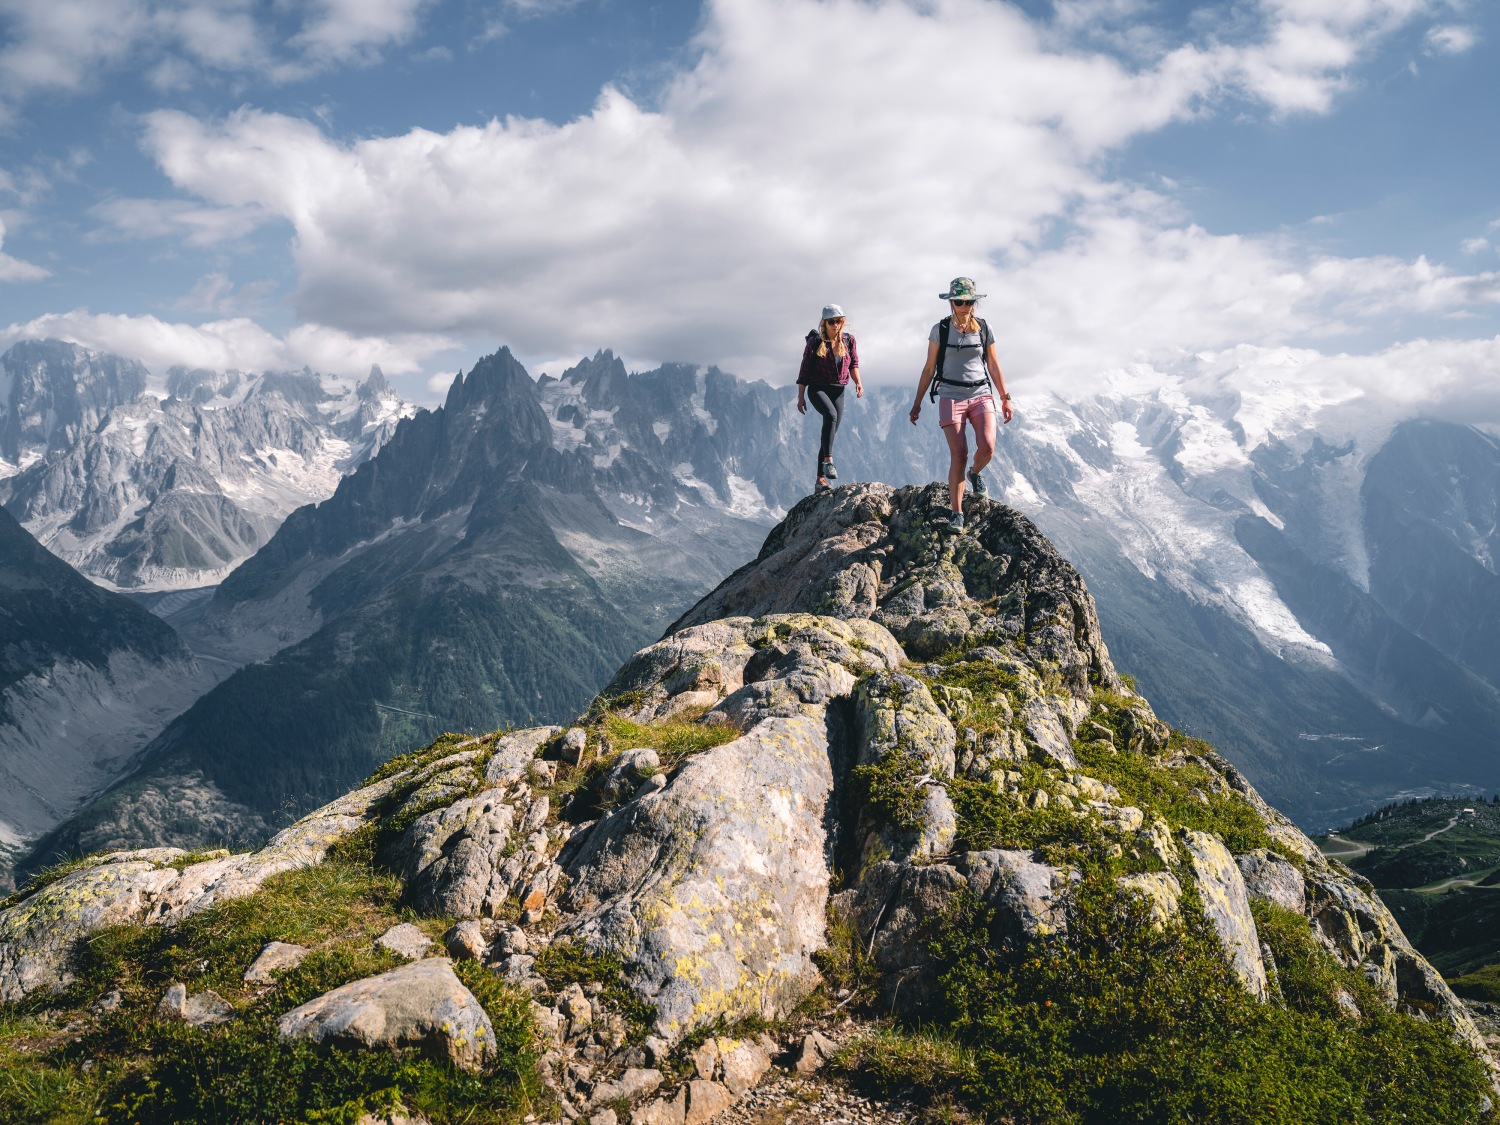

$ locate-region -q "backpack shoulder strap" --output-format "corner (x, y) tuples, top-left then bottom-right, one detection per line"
(931, 316), (952, 401)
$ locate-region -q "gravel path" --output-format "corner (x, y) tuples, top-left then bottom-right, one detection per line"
(717, 1067), (922, 1125)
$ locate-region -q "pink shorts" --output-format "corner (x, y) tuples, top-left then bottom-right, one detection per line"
(938, 393), (995, 429)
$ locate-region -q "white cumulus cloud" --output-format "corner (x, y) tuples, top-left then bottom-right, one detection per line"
(0, 0), (431, 117)
(0, 309), (453, 376)
(122, 0), (1493, 391)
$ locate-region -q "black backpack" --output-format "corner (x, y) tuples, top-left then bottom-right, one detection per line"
(930, 315), (993, 401)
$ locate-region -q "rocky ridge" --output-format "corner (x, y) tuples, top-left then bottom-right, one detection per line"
(0, 483), (1492, 1124)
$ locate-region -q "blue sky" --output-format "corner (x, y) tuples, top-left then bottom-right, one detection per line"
(0, 0), (1496, 409)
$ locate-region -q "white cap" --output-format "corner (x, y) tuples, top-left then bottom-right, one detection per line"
(821, 304), (845, 320)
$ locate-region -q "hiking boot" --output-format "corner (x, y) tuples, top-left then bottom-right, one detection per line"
(822, 459), (837, 480)
(815, 477), (830, 492)
(944, 510), (965, 532)
(966, 467), (987, 498)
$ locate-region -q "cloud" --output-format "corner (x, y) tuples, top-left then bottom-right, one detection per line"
(1426, 24), (1478, 55)
(0, 0), (430, 115)
(90, 196), (270, 245)
(122, 0), (1490, 390)
(0, 309), (453, 375)
(175, 271), (278, 313)
(0, 217), (49, 281)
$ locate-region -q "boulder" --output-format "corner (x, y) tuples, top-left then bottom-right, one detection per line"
(376, 923), (433, 961)
(561, 713), (834, 1040)
(1118, 872), (1183, 927)
(244, 941), (311, 983)
(684, 1080), (735, 1125)
(158, 981), (235, 1026)
(632, 1088), (688, 1125)
(560, 728), (589, 765)
(484, 727), (560, 788)
(560, 614), (903, 1041)
(443, 920), (489, 961)
(718, 1037), (772, 1096)
(1237, 849), (1306, 913)
(959, 849), (1076, 940)
(1183, 831), (1268, 1000)
(400, 790), (518, 918)
(277, 958), (494, 1071)
(602, 749), (662, 804)
(795, 1030), (838, 1074)
(588, 1067), (663, 1109)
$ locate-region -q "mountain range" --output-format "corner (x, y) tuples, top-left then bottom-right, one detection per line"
(0, 339), (412, 593)
(0, 505), (212, 876)
(13, 340), (1500, 877)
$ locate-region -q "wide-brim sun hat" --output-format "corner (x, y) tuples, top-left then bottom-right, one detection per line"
(939, 277), (987, 301)
(821, 304), (846, 320)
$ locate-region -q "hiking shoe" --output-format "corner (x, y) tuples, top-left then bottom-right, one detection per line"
(822, 459), (838, 480)
(944, 510), (965, 532)
(815, 477), (830, 492)
(966, 467), (987, 498)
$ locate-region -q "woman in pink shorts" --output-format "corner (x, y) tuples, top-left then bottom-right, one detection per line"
(908, 277), (1014, 531)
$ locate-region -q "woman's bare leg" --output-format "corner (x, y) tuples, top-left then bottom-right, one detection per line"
(944, 423), (968, 511)
(971, 406), (997, 473)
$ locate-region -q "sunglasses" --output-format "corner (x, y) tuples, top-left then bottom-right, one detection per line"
(951, 299), (974, 307)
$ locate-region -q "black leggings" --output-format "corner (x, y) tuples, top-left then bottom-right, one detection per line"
(808, 384), (845, 471)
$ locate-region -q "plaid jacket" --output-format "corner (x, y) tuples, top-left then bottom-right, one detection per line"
(797, 331), (858, 386)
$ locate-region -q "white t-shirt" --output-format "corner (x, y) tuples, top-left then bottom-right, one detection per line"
(928, 321), (991, 400)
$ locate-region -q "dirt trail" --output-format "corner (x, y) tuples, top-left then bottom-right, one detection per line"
(1321, 834), (1375, 860)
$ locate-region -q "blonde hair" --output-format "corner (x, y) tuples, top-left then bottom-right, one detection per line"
(815, 316), (848, 359)
(950, 299), (980, 334)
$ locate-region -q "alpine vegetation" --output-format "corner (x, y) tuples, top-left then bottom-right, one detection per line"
(0, 484), (1489, 1124)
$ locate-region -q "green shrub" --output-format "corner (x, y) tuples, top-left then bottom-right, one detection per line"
(1073, 729), (1273, 855)
(851, 748), (929, 832)
(838, 879), (1492, 1125)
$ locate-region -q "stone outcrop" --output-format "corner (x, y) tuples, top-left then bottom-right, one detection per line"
(1184, 830), (1269, 1001)
(400, 728), (561, 919)
(2, 480), (1493, 1112)
(277, 958), (494, 1071)
(0, 752), (451, 1002)
(560, 614), (903, 1038)
(670, 483), (1118, 692)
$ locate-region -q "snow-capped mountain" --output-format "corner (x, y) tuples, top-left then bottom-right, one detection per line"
(0, 340), (414, 592)
(22, 345), (1500, 875)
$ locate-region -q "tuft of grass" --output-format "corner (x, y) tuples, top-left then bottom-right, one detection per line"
(362, 730), (491, 787)
(534, 943), (655, 1045)
(596, 711), (739, 771)
(1, 836), (545, 1125)
(832, 1026), (979, 1120)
